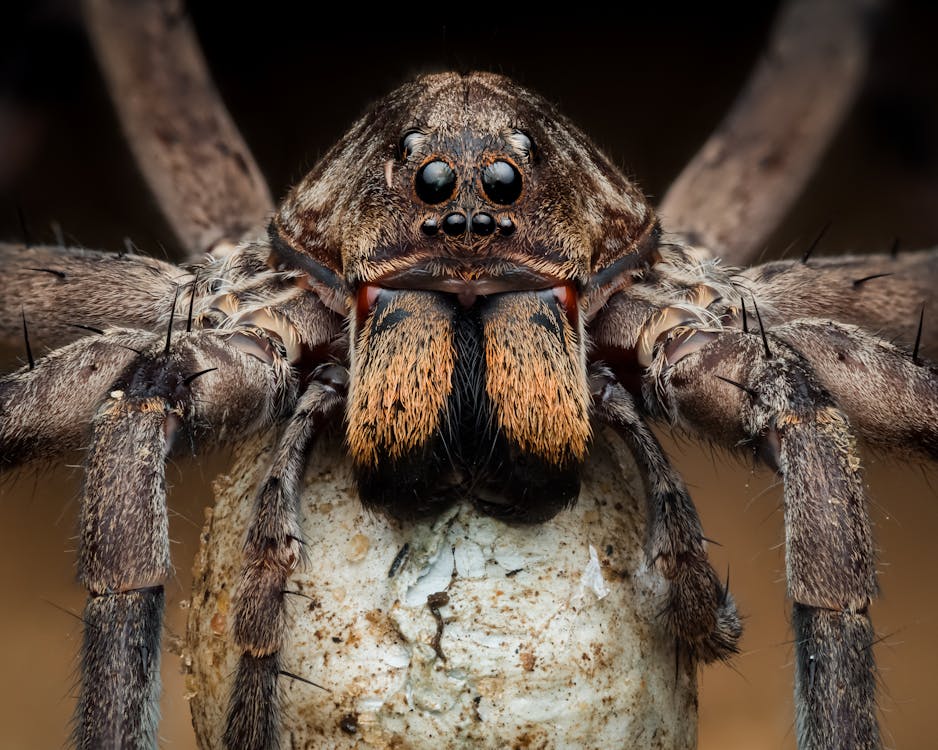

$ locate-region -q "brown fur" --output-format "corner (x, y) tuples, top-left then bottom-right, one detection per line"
(0, 242), (185, 350)
(347, 290), (456, 466)
(482, 292), (589, 465)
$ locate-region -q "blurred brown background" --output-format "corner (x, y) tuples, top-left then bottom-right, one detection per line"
(1, 2), (937, 748)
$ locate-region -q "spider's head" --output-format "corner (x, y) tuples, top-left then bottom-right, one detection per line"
(273, 71), (657, 304)
(270, 72), (657, 521)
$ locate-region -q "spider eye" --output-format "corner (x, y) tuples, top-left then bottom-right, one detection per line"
(481, 160), (522, 205)
(399, 130), (422, 160)
(415, 160), (457, 204)
(509, 130), (535, 160)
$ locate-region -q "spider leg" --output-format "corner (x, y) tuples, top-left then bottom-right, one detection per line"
(1, 330), (141, 467)
(659, 0), (875, 266)
(591, 368), (740, 662)
(771, 319), (938, 461)
(0, 242), (187, 349)
(224, 369), (346, 749)
(0, 326), (295, 469)
(74, 334), (297, 748)
(76, 373), (179, 748)
(1, 326), (298, 747)
(651, 330), (881, 749)
(84, 1), (274, 258)
(738, 248), (938, 359)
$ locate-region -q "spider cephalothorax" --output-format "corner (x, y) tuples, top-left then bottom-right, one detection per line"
(270, 72), (656, 521)
(273, 72), (653, 288)
(2, 4), (937, 749)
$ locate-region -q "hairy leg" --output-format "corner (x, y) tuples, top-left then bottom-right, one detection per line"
(0, 240), (314, 354)
(771, 319), (938, 461)
(75, 336), (297, 747)
(0, 326), (298, 747)
(651, 330), (882, 749)
(75, 373), (175, 748)
(1, 331), (140, 466)
(0, 243), (186, 349)
(591, 369), (740, 661)
(659, 0), (875, 267)
(738, 249), (938, 359)
(0, 327), (294, 467)
(225, 369), (346, 749)
(84, 0), (274, 259)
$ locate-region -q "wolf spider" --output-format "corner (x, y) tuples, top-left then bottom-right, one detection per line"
(1, 1), (936, 748)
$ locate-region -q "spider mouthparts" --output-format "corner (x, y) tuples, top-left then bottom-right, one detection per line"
(552, 283), (579, 327)
(457, 289), (478, 307)
(356, 284), (383, 321)
(356, 280), (579, 316)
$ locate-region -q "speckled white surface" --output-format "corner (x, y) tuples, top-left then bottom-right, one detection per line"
(185, 428), (696, 749)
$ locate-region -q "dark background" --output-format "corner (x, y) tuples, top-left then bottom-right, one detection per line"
(1, 2), (937, 748)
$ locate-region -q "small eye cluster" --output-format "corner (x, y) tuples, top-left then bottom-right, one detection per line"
(400, 130), (531, 239)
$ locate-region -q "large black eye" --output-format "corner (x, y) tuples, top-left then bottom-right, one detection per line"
(481, 160), (522, 205)
(415, 160), (456, 204)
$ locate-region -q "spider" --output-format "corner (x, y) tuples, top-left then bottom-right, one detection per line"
(2, 2), (937, 749)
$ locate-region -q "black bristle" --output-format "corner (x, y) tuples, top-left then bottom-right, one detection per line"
(186, 273), (199, 333)
(740, 298), (749, 334)
(715, 374), (757, 397)
(21, 310), (35, 370)
(27, 267), (67, 280)
(889, 237), (900, 258)
(69, 323), (105, 335)
(278, 670), (329, 692)
(750, 297), (771, 357)
(115, 343), (144, 356)
(852, 272), (893, 288)
(280, 589), (315, 601)
(182, 367), (217, 386)
(801, 220), (831, 264)
(164, 284), (180, 357)
(913, 303), (925, 366)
